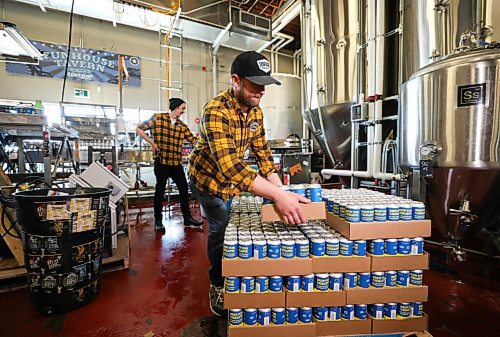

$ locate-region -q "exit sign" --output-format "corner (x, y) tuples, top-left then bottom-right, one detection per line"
(74, 88), (90, 99)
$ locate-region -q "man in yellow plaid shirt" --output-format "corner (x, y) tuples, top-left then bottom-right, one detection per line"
(136, 98), (203, 231)
(188, 51), (310, 316)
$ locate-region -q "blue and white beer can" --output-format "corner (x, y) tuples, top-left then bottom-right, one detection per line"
(340, 239), (353, 256)
(412, 202), (426, 220)
(290, 185), (306, 198)
(315, 273), (329, 292)
(267, 239), (281, 259)
(385, 271), (397, 287)
(341, 305), (354, 320)
(387, 204), (400, 221)
(255, 276), (269, 293)
(224, 276), (240, 293)
(272, 308), (286, 324)
(370, 304), (385, 320)
(384, 303), (397, 319)
(299, 307), (313, 323)
(238, 239), (253, 259)
(410, 270), (424, 286)
(244, 308), (258, 325)
(313, 307), (328, 321)
(385, 239), (398, 255)
(374, 204), (387, 222)
(345, 205), (361, 223)
(241, 276), (255, 293)
(286, 276), (301, 292)
(229, 309), (243, 325)
(329, 273), (343, 291)
(253, 240), (267, 259)
(307, 184), (322, 202)
(411, 302), (424, 317)
(311, 238), (326, 257)
(325, 237), (340, 256)
(358, 272), (371, 288)
(281, 239), (295, 259)
(371, 272), (385, 288)
(397, 302), (411, 318)
(398, 238), (411, 255)
(353, 240), (367, 256)
(301, 274), (315, 292)
(399, 203), (413, 221)
(329, 306), (342, 321)
(295, 239), (310, 258)
(269, 276), (283, 292)
(369, 239), (385, 255)
(286, 307), (299, 324)
(344, 273), (357, 289)
(361, 205), (374, 222)
(354, 304), (367, 320)
(333, 199), (341, 215)
(327, 197), (336, 214)
(411, 237), (424, 255)
(397, 270), (410, 287)
(223, 240), (238, 259)
(258, 308), (271, 325)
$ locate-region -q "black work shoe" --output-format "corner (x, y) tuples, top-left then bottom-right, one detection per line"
(154, 220), (165, 231)
(184, 216), (203, 229)
(209, 284), (224, 316)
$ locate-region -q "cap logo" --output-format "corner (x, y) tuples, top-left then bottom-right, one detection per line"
(256, 59), (270, 73)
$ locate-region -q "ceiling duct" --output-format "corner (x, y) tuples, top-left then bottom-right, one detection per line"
(230, 7), (271, 40)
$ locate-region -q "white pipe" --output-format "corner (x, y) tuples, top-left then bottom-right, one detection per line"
(375, 0), (385, 95)
(367, 0), (377, 97)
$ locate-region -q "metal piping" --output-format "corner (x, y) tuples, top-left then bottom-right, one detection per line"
(211, 22), (232, 97)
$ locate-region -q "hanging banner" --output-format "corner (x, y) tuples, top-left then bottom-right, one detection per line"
(6, 40), (141, 87)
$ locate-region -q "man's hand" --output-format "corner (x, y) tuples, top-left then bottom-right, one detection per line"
(274, 191), (311, 224)
(151, 142), (159, 155)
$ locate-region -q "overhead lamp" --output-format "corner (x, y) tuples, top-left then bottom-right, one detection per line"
(0, 22), (43, 64)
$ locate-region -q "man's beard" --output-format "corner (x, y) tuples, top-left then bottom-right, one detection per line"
(236, 89), (259, 108)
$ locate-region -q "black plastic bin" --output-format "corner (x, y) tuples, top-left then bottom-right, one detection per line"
(13, 187), (111, 316)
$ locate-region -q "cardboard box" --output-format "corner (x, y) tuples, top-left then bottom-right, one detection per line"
(224, 292), (286, 309)
(316, 319), (372, 336)
(370, 252), (430, 272)
(312, 256), (371, 273)
(262, 202), (326, 222)
(326, 213), (431, 240)
(286, 290), (346, 307)
(371, 314), (429, 333)
(228, 323), (316, 337)
(346, 285), (428, 305)
(222, 258), (312, 277)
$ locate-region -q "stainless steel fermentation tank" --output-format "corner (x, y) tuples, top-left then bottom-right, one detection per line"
(302, 0), (500, 255)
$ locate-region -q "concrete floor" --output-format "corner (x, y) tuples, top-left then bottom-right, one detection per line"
(0, 203), (499, 337)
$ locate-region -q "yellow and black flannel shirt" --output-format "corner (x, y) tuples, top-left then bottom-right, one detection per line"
(137, 113), (196, 166)
(188, 89), (276, 200)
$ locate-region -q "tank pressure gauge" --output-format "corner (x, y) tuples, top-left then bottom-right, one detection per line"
(419, 143), (440, 158)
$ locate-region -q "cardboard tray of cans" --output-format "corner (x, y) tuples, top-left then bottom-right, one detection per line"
(326, 213), (432, 240)
(312, 256), (371, 273)
(371, 314), (429, 334)
(223, 292), (286, 309)
(222, 258), (313, 277)
(285, 290), (346, 308)
(228, 323), (316, 337)
(345, 285), (429, 305)
(316, 318), (372, 336)
(370, 252), (430, 272)
(261, 202), (326, 222)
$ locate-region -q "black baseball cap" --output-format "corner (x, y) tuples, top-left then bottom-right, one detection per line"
(231, 51), (281, 86)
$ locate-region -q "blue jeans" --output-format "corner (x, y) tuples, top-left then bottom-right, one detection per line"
(189, 182), (232, 287)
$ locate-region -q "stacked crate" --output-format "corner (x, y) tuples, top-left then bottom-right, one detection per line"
(223, 189), (431, 337)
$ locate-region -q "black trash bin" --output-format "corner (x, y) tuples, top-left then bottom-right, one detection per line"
(13, 187), (111, 316)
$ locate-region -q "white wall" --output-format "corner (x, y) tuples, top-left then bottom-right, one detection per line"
(0, 1), (295, 131)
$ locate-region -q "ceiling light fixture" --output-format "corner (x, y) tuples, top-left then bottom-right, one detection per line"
(0, 22), (43, 64)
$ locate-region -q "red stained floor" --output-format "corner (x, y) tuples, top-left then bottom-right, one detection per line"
(0, 203), (499, 337)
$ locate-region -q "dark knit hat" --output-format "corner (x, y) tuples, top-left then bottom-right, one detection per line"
(169, 98), (185, 111)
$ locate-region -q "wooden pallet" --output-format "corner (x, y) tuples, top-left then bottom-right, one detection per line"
(102, 235), (130, 272)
